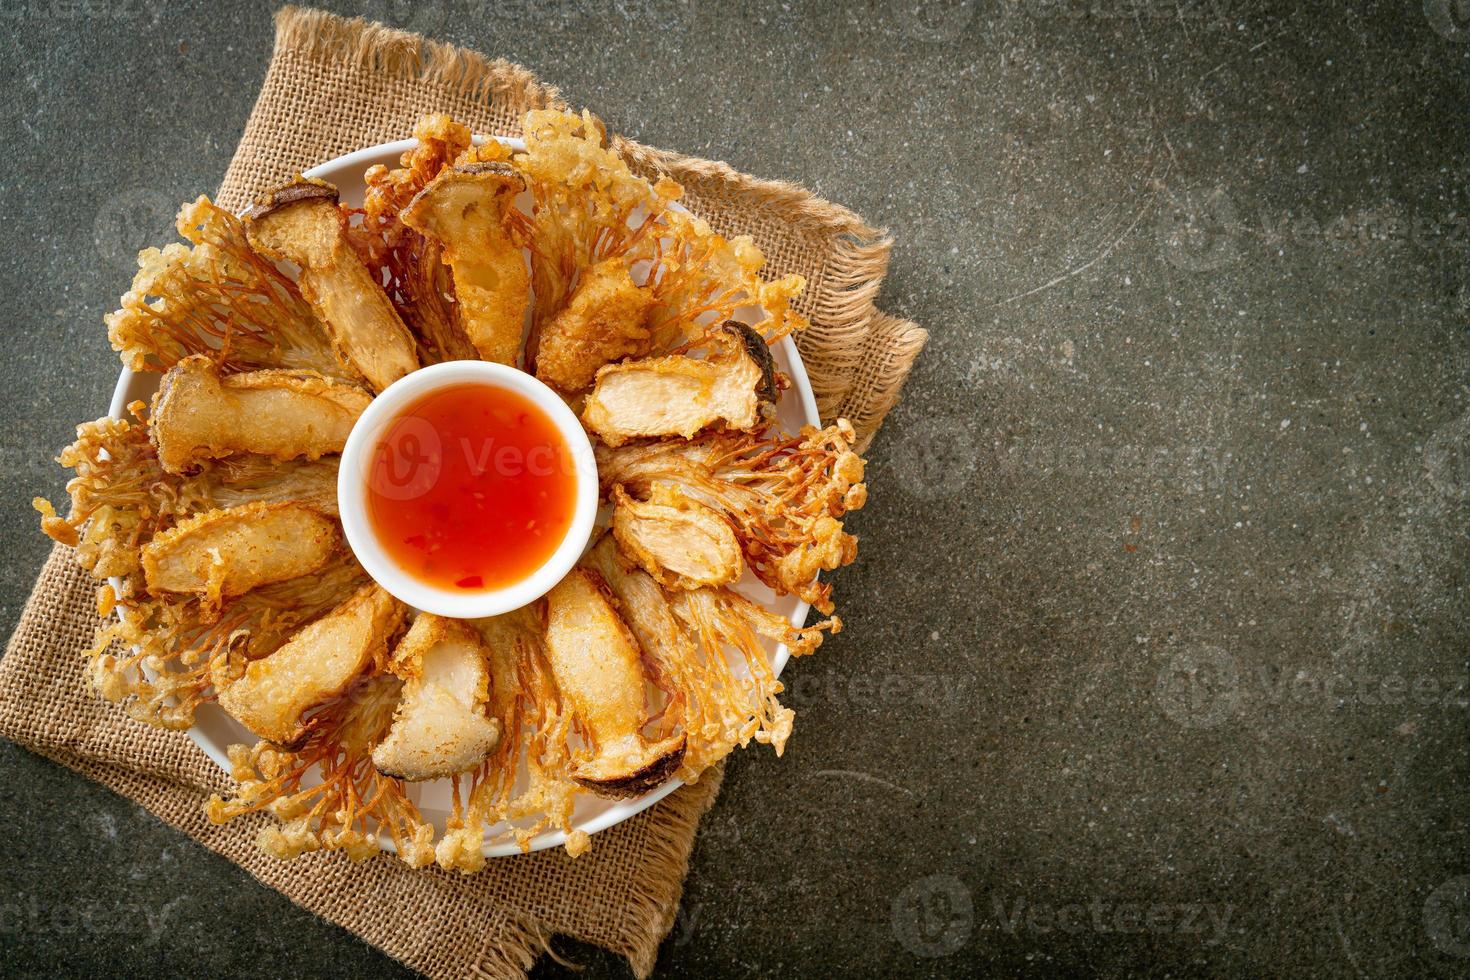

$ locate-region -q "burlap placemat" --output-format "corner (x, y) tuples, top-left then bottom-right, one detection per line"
(0, 7), (926, 978)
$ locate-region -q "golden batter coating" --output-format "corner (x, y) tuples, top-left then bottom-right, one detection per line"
(401, 163), (529, 365)
(216, 583), (406, 747)
(534, 257), (655, 393)
(543, 568), (686, 797)
(246, 177), (419, 392)
(583, 323), (774, 447)
(611, 484), (742, 589)
(140, 501), (338, 608)
(151, 355), (370, 473)
(372, 615), (502, 782)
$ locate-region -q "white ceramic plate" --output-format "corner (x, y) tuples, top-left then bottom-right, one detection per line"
(107, 136), (820, 857)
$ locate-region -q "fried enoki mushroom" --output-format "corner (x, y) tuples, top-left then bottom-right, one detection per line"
(641, 207), (809, 356)
(664, 584), (833, 760)
(515, 109), (807, 384)
(36, 415), (158, 579)
(435, 606), (588, 871)
(88, 552), (367, 730)
(363, 114), (475, 215)
(35, 413), (342, 579)
(106, 197), (344, 378)
(597, 419), (868, 613)
(207, 674), (435, 865)
(583, 534), (836, 778)
(151, 355), (370, 473)
(514, 109), (679, 364)
(198, 455), (341, 515)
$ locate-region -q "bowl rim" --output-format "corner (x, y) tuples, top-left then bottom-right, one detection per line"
(337, 360), (600, 619)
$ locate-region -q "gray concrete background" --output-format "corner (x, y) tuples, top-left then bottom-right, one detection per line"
(2, 1), (1468, 976)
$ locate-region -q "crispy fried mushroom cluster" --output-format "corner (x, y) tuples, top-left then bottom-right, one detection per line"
(39, 108), (867, 870)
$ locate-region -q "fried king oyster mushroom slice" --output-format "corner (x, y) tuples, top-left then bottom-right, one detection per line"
(245, 177), (419, 392)
(372, 614), (503, 781)
(610, 484), (742, 589)
(151, 355), (371, 473)
(216, 583), (406, 747)
(582, 322), (777, 447)
(400, 162), (530, 365)
(535, 256), (656, 393)
(140, 501), (339, 603)
(543, 569), (685, 797)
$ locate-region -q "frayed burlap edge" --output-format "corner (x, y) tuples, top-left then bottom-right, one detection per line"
(273, 6), (565, 112)
(46, 743), (725, 980)
(1, 542), (728, 978)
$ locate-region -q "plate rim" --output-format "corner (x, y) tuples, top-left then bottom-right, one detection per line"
(106, 133), (822, 858)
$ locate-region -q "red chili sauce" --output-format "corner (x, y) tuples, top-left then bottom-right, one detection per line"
(367, 382), (576, 591)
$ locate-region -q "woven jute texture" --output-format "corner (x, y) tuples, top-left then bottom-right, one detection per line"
(0, 7), (926, 978)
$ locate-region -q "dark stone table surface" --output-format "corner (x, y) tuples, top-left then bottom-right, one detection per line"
(2, 1), (1467, 976)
